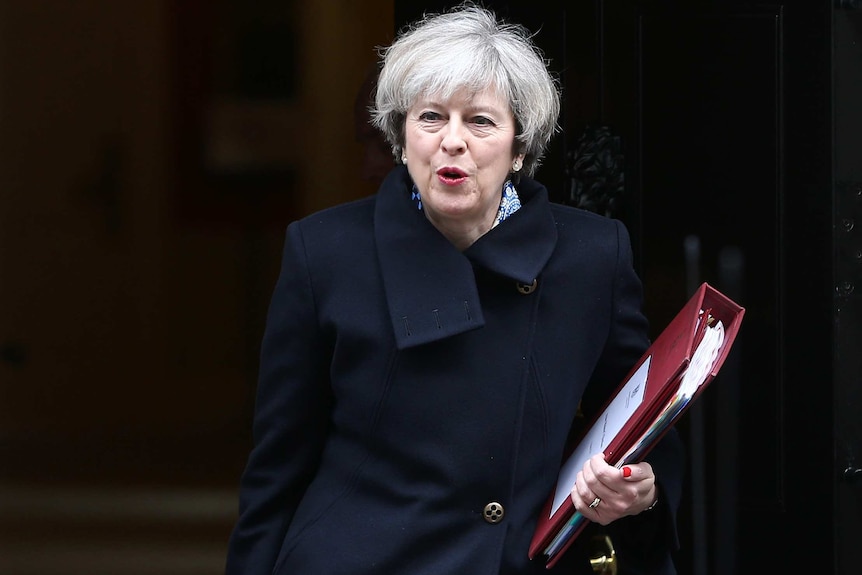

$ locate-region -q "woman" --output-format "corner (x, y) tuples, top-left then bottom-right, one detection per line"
(225, 4), (683, 574)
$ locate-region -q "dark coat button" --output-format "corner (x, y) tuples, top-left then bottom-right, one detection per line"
(516, 279), (537, 294)
(483, 501), (505, 524)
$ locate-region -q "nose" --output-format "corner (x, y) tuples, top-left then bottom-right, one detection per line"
(441, 119), (467, 155)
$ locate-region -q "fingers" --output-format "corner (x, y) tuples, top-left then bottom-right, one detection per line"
(570, 480), (607, 524)
(620, 461), (654, 481)
(578, 454), (611, 499)
(570, 456), (659, 523)
(569, 454), (617, 524)
(620, 462), (658, 513)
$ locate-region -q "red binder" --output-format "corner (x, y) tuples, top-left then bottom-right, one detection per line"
(529, 282), (745, 568)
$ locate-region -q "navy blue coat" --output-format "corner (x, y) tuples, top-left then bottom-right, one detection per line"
(225, 166), (683, 574)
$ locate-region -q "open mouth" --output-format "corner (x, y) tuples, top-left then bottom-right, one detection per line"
(437, 167), (468, 182)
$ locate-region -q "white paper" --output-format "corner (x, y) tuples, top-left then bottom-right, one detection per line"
(550, 356), (650, 516)
(678, 319), (725, 398)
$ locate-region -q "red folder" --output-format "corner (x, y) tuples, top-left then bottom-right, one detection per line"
(529, 282), (745, 568)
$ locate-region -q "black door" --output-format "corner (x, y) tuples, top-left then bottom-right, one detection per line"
(394, 1), (859, 573)
(586, 2), (834, 573)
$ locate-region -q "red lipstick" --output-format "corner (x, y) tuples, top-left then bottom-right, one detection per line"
(436, 167), (468, 185)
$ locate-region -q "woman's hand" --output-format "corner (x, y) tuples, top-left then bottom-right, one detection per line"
(569, 453), (658, 525)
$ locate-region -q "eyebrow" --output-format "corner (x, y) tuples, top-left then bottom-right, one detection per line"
(414, 98), (507, 116)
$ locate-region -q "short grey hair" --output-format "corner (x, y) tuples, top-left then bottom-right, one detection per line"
(371, 3), (561, 177)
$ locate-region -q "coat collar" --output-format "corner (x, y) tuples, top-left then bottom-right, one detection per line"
(374, 166), (558, 349)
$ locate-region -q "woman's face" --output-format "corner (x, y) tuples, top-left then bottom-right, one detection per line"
(403, 86), (522, 246)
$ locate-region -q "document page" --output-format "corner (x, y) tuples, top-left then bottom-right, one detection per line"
(550, 356), (651, 516)
(678, 319), (725, 397)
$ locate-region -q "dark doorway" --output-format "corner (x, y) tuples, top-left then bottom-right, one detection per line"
(392, 1), (856, 573)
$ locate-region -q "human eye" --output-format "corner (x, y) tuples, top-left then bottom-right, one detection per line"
(418, 110), (443, 122)
(471, 115), (496, 127)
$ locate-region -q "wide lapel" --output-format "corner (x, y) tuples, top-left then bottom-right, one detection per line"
(375, 167), (485, 349)
(463, 177), (557, 285)
(374, 168), (559, 350)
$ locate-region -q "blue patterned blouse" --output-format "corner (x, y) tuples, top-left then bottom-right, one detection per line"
(410, 180), (522, 228)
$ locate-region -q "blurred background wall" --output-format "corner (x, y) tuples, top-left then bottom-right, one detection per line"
(0, 1), (393, 573)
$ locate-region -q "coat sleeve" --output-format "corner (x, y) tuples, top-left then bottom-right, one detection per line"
(225, 221), (334, 575)
(578, 219), (684, 573)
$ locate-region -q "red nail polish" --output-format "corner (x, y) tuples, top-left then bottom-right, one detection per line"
(622, 466), (632, 478)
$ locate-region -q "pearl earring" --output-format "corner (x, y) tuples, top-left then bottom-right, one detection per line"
(512, 158), (522, 172)
(401, 153), (407, 164)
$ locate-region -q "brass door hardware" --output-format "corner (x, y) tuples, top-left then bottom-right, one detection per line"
(589, 535), (617, 575)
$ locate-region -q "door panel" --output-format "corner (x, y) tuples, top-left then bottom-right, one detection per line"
(0, 0), (253, 483)
(834, 7), (862, 574)
(595, 1), (834, 572)
(0, 0), (139, 435)
(636, 10), (783, 572)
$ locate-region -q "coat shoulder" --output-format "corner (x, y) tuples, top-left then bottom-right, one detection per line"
(548, 202), (631, 245)
(280, 196), (379, 279)
(295, 195), (377, 232)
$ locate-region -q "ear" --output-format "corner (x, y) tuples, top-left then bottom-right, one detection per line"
(512, 154), (525, 173)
